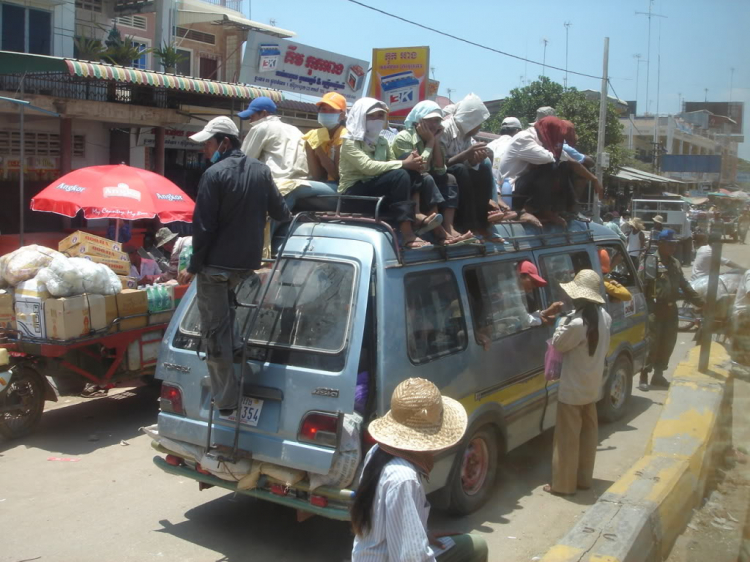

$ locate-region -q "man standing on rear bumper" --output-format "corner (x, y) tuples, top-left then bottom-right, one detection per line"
(180, 116), (291, 415)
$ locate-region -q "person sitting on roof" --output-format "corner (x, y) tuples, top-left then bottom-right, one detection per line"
(338, 97), (431, 250)
(533, 106), (595, 167)
(299, 92), (349, 211)
(500, 116), (600, 227)
(393, 101), (473, 245)
(439, 93), (505, 244)
(239, 96), (313, 214)
(488, 116), (523, 213)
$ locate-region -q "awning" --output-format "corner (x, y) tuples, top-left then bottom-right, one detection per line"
(0, 51), (284, 102)
(64, 60), (283, 101)
(613, 166), (685, 185)
(176, 0), (295, 38)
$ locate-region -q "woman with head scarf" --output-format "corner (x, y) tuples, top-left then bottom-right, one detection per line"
(351, 377), (488, 561)
(339, 97), (431, 249)
(440, 94), (505, 244)
(544, 270), (612, 496)
(393, 101), (472, 244)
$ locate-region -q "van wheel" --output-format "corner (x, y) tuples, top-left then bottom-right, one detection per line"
(598, 356), (633, 423)
(448, 425), (499, 515)
(0, 365), (45, 439)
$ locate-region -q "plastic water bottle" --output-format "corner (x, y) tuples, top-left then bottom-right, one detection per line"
(159, 285), (170, 311)
(146, 285), (155, 312)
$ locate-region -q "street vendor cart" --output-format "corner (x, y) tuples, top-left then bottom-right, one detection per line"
(0, 310), (172, 439)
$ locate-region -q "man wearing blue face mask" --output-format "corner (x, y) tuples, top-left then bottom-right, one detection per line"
(182, 116), (291, 416)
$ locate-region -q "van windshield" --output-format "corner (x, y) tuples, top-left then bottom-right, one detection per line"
(178, 258), (356, 355)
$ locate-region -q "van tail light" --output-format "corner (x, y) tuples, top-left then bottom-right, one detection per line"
(298, 411), (339, 448)
(165, 454), (184, 467)
(160, 384), (185, 415)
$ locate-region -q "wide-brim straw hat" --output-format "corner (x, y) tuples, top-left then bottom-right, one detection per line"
(559, 269), (605, 304)
(652, 214), (664, 224)
(631, 218), (645, 231)
(368, 378), (467, 452)
(155, 227), (178, 248)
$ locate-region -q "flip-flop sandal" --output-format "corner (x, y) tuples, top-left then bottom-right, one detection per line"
(402, 239), (433, 251)
(446, 237), (479, 247)
(445, 231), (474, 243)
(415, 213), (443, 236)
(477, 234), (505, 244)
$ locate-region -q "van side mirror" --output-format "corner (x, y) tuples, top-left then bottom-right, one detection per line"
(642, 254), (658, 281)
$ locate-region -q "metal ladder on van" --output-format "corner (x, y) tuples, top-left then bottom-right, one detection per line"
(203, 195), (390, 463)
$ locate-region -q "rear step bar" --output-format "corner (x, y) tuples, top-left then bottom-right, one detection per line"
(153, 455), (352, 521)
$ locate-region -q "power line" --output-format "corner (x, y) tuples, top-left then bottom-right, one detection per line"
(344, 0), (603, 81)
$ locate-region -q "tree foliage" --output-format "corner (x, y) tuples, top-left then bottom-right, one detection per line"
(486, 77), (625, 175)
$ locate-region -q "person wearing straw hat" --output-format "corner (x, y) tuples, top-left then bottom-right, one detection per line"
(543, 270), (612, 496)
(351, 378), (488, 561)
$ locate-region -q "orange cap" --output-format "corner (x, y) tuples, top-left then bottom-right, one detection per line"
(316, 92), (347, 111)
(598, 248), (611, 274)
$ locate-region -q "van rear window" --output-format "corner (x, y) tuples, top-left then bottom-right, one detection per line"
(176, 259), (356, 357)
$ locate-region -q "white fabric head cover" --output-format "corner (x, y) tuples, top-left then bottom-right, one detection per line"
(451, 93), (490, 135)
(344, 97), (388, 142)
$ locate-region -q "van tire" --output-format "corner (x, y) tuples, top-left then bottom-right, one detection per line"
(597, 355), (633, 423)
(447, 425), (499, 515)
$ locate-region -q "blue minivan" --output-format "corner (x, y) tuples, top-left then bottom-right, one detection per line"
(150, 217), (648, 520)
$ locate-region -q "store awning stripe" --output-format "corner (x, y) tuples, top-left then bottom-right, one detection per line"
(62, 59), (283, 102)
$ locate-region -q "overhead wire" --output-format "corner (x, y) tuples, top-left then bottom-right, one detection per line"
(345, 0), (603, 81)
(608, 78), (641, 134)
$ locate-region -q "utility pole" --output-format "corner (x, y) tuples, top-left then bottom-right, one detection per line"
(446, 87), (455, 101)
(633, 53), (644, 113)
(636, 1), (666, 114)
(729, 67), (735, 103)
(678, 92), (682, 114)
(541, 38), (549, 77)
(594, 37), (609, 224)
(564, 22), (572, 89)
(705, 88), (709, 102)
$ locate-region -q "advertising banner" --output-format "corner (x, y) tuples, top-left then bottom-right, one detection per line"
(240, 32), (368, 103)
(368, 46), (430, 119)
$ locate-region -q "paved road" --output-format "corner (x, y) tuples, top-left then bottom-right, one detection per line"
(1, 242), (747, 562)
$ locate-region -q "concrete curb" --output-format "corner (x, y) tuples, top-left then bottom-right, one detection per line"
(541, 342), (733, 562)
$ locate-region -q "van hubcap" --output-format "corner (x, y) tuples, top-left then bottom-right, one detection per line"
(461, 437), (489, 496)
(610, 368), (627, 410)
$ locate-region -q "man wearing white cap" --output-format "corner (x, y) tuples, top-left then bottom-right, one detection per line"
(488, 116), (523, 209)
(182, 116), (291, 415)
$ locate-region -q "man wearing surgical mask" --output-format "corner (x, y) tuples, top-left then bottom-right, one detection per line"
(304, 92), (347, 183)
(182, 116), (291, 416)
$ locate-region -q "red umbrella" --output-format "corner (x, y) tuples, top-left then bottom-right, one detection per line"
(31, 164), (194, 223)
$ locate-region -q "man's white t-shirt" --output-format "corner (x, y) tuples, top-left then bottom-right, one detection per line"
(691, 245), (731, 281)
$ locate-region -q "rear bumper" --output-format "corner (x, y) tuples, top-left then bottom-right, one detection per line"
(152, 455), (352, 521)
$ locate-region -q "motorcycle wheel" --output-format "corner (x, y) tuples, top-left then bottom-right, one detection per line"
(677, 299), (700, 332)
(0, 365), (45, 439)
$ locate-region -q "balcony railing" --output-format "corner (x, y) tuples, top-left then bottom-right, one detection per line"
(199, 0), (243, 12)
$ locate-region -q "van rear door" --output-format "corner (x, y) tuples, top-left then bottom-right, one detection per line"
(160, 238), (373, 476)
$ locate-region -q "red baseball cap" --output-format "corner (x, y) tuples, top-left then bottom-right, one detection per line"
(518, 261), (547, 287)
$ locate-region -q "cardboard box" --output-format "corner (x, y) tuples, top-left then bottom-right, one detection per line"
(118, 276), (138, 290)
(116, 289), (148, 331)
(59, 231), (122, 253)
(80, 255), (131, 276)
(14, 280), (50, 339)
(65, 243), (129, 262)
(45, 295), (102, 340)
(100, 294), (118, 334)
(0, 290), (16, 332)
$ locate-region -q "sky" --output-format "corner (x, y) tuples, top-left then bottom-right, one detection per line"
(247, 0), (750, 159)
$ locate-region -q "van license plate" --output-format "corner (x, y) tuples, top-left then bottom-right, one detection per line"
(220, 397), (264, 427)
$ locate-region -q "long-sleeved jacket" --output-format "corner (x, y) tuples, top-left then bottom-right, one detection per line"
(338, 138), (402, 192)
(392, 128), (447, 175)
(189, 149), (291, 274)
(639, 252), (703, 315)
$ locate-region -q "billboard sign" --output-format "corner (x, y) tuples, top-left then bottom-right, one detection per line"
(240, 32), (368, 102)
(368, 46), (429, 119)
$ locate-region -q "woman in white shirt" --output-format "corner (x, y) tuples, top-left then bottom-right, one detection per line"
(351, 378), (487, 562)
(544, 270), (612, 496)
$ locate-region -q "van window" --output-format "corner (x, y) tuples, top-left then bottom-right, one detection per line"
(176, 259), (356, 358)
(404, 269), (467, 365)
(247, 259), (356, 353)
(464, 260), (539, 343)
(538, 251), (595, 310)
(599, 244), (640, 291)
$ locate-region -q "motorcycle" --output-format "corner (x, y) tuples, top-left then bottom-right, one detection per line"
(0, 352), (46, 439)
(678, 270), (745, 340)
